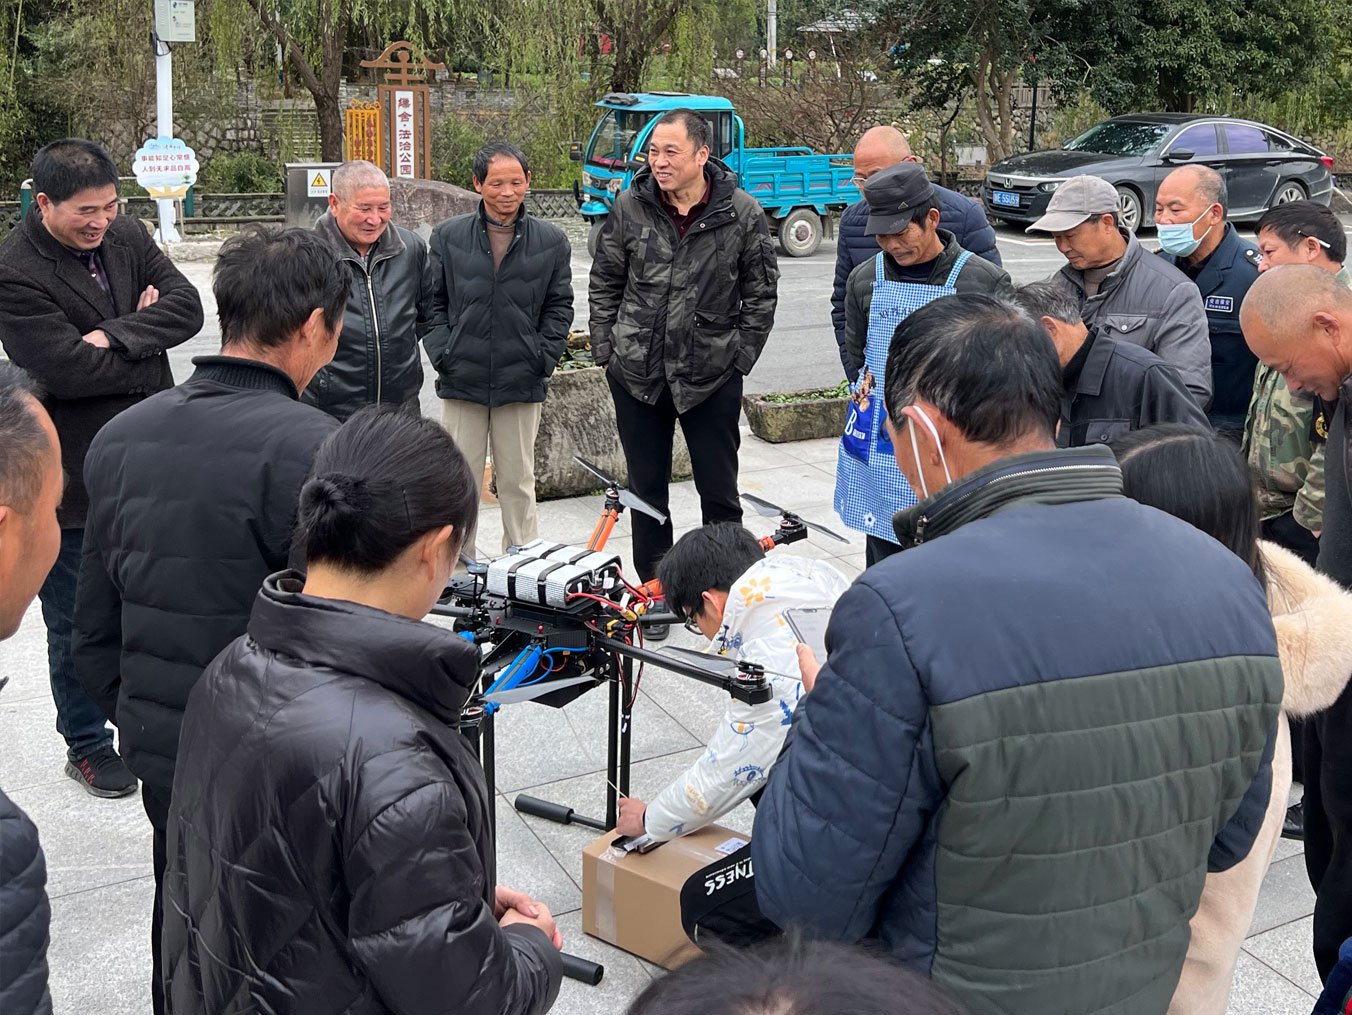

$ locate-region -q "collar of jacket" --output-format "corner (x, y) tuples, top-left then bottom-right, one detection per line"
(314, 211), (405, 268)
(882, 228), (961, 282)
(23, 204), (127, 262)
(892, 443), (1125, 548)
(1064, 327), (1114, 398)
(1340, 374), (1352, 407)
(249, 570), (480, 725)
(189, 355), (300, 398)
(1061, 227), (1140, 299)
(476, 200), (526, 229)
(633, 157), (738, 214)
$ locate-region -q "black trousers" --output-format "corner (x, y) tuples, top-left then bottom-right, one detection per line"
(1304, 683), (1352, 980)
(1263, 511), (1318, 783)
(608, 372), (743, 581)
(142, 782), (172, 1015)
(865, 535), (903, 568)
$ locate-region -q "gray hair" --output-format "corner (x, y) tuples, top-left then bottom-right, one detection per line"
(332, 161), (390, 199)
(473, 142), (529, 184)
(1176, 163), (1228, 213)
(1010, 280), (1084, 328)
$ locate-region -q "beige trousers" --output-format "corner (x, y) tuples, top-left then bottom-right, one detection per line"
(440, 399), (542, 558)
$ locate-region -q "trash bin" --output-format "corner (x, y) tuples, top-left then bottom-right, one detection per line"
(284, 162), (342, 228)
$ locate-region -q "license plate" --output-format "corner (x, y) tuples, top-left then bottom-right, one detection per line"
(992, 190), (1020, 208)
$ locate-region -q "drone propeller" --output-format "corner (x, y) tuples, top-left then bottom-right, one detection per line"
(654, 644), (799, 683)
(574, 456), (668, 524)
(481, 675), (596, 705)
(740, 492), (851, 544)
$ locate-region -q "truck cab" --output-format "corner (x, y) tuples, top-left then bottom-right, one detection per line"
(571, 92), (858, 258)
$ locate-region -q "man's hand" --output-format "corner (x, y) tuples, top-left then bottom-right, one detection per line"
(616, 796), (647, 837)
(81, 329), (111, 349)
(497, 890), (562, 949)
(137, 285), (160, 311)
(796, 642), (823, 694)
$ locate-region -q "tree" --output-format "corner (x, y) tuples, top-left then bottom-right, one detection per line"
(204, 0), (465, 161)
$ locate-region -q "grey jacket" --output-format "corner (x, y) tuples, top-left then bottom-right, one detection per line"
(304, 214), (432, 421)
(588, 161), (779, 413)
(1051, 230), (1213, 408)
(843, 230), (1012, 377)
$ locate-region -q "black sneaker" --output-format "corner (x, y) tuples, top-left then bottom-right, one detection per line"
(65, 745), (137, 798)
(644, 623), (671, 643)
(1282, 801), (1304, 841)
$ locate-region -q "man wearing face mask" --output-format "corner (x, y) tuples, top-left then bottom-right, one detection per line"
(835, 162), (1011, 565)
(754, 293), (1283, 1015)
(1155, 165), (1261, 434)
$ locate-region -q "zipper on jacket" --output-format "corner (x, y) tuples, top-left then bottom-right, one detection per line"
(909, 462), (1121, 545)
(365, 270), (382, 403)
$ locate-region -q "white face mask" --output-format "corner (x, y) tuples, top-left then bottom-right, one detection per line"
(905, 403), (953, 499)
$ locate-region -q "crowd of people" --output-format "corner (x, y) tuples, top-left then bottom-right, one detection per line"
(2, 111), (1352, 1015)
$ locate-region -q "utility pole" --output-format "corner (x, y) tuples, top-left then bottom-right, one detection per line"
(767, 0), (777, 68)
(153, 29), (180, 242)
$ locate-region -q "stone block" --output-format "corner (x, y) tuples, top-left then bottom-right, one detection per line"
(535, 367), (691, 500)
(743, 391), (846, 443)
(389, 177), (479, 238)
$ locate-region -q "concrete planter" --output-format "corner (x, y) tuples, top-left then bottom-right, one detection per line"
(534, 366), (692, 500)
(743, 391), (847, 443)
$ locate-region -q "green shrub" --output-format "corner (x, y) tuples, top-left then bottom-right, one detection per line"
(431, 114), (490, 189)
(198, 151), (283, 194)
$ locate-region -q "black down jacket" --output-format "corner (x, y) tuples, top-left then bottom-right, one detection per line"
(74, 357), (337, 791)
(422, 205), (573, 407)
(163, 573), (562, 1015)
(0, 789), (51, 1015)
(588, 161), (779, 413)
(303, 213), (433, 420)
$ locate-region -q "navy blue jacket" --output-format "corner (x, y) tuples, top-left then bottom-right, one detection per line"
(752, 445), (1282, 1015)
(831, 185), (1000, 378)
(1158, 223), (1261, 431)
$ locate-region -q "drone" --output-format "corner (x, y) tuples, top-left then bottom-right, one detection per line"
(435, 455), (846, 837)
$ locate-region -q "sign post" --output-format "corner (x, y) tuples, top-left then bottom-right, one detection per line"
(150, 0), (196, 242)
(133, 137), (199, 243)
(359, 42), (445, 180)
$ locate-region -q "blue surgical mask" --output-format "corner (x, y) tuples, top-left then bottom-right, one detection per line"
(1157, 207), (1215, 257)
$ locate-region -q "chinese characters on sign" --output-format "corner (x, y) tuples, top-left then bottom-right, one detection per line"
(394, 90), (415, 179)
(132, 137), (199, 199)
(358, 42), (445, 180)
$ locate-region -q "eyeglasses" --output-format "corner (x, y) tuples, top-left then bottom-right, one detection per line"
(682, 604), (703, 635)
(849, 175), (868, 188)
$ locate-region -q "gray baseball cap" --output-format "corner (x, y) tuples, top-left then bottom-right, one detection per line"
(863, 163), (936, 236)
(1026, 175), (1120, 233)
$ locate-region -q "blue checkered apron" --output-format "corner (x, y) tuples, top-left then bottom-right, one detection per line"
(834, 251), (972, 543)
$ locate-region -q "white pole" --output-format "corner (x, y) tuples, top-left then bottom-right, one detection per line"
(767, 0), (777, 68)
(154, 37), (181, 242)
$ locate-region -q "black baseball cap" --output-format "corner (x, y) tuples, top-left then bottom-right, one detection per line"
(863, 163), (936, 236)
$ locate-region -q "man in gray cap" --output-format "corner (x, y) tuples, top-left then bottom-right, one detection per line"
(835, 162), (1010, 565)
(1031, 174), (1212, 406)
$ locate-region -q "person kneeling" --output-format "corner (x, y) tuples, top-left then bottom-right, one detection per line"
(616, 523), (849, 841)
(161, 407), (563, 1015)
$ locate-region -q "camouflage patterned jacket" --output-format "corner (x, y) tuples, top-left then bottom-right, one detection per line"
(1243, 365), (1326, 532)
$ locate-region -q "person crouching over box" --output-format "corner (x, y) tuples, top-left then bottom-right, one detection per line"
(616, 523), (849, 841)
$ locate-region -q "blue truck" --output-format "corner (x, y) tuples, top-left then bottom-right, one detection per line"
(569, 92), (860, 258)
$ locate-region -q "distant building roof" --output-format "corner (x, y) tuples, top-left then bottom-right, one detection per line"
(798, 9), (868, 33)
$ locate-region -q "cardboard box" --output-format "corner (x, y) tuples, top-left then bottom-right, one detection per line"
(582, 824), (751, 969)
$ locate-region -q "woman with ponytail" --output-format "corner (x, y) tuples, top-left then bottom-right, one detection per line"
(160, 407), (563, 1015)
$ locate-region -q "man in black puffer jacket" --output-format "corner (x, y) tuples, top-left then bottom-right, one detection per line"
(831, 126), (1001, 380)
(0, 362), (65, 1015)
(74, 228), (343, 1015)
(424, 141), (573, 558)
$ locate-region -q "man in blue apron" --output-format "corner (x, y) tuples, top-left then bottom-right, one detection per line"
(835, 163), (1012, 565)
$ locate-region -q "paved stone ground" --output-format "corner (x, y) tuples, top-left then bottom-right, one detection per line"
(1, 225), (1336, 1012)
